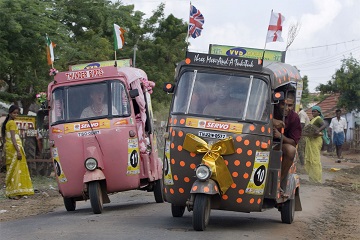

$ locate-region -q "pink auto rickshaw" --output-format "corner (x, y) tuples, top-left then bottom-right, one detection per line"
(47, 64), (163, 214)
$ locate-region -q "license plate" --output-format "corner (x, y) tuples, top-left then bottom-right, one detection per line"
(77, 130), (100, 137)
(198, 131), (227, 139)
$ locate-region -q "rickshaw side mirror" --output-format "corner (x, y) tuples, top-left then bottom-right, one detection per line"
(163, 82), (175, 93)
(129, 89), (139, 98)
(273, 91), (284, 103)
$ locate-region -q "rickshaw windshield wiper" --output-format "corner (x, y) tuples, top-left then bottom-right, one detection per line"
(87, 120), (104, 156)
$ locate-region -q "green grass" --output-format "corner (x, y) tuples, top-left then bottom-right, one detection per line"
(31, 175), (57, 190)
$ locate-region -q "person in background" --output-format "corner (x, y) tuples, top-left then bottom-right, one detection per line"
(273, 91), (302, 189)
(298, 105), (310, 129)
(297, 105), (310, 165)
(303, 106), (330, 183)
(1, 105), (34, 200)
(329, 109), (347, 161)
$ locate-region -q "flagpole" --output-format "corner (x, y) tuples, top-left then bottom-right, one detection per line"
(114, 50), (117, 67)
(261, 9), (273, 65)
(185, 1), (191, 54)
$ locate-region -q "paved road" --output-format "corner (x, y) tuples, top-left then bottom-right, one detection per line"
(0, 183), (331, 240)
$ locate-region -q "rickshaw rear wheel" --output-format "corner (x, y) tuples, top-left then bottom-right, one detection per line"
(193, 194), (211, 231)
(63, 197), (76, 211)
(89, 181), (103, 214)
(153, 179), (164, 203)
(281, 198), (295, 224)
(171, 204), (185, 217)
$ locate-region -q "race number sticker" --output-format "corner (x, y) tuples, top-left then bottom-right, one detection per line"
(163, 140), (174, 185)
(51, 147), (67, 183)
(127, 138), (140, 175)
(245, 151), (270, 195)
(198, 131), (227, 139)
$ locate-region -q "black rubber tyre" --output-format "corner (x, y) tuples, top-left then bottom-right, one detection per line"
(89, 181), (103, 214)
(171, 204), (185, 217)
(63, 197), (76, 211)
(153, 179), (164, 203)
(24, 137), (36, 160)
(281, 198), (295, 224)
(193, 194), (211, 231)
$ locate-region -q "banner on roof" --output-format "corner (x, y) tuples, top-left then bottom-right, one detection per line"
(209, 44), (285, 62)
(186, 52), (262, 71)
(69, 59), (132, 71)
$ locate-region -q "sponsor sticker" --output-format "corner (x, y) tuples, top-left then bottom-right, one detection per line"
(127, 138), (140, 175)
(64, 119), (110, 134)
(185, 117), (243, 133)
(163, 141), (174, 185)
(245, 151), (270, 195)
(51, 147), (67, 183)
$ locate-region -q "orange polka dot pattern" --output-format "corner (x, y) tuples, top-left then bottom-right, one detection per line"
(163, 117), (271, 211)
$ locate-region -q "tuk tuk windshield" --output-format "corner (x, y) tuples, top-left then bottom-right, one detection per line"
(172, 71), (269, 122)
(50, 81), (130, 124)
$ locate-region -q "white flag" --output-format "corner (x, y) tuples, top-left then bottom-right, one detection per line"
(114, 24), (126, 50)
(266, 12), (285, 43)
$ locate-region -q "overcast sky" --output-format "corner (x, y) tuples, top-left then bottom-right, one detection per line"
(121, 0), (360, 92)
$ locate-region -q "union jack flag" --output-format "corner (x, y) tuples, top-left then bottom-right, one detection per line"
(188, 4), (204, 39)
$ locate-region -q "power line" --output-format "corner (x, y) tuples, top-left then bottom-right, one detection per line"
(287, 39), (360, 52)
(290, 46), (360, 67)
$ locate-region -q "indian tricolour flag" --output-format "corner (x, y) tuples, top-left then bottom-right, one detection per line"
(46, 35), (56, 65)
(114, 24), (126, 50)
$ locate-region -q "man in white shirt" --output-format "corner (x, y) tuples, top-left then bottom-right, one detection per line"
(298, 105), (310, 129)
(329, 109), (347, 159)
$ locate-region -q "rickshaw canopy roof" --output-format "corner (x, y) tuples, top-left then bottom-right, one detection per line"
(262, 61), (301, 90)
(53, 66), (147, 88)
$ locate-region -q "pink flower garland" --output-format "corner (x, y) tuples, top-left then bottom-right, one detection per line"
(140, 78), (155, 94)
(49, 68), (58, 76)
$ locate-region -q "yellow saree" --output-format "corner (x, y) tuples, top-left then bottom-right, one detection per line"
(5, 120), (34, 197)
(304, 116), (323, 183)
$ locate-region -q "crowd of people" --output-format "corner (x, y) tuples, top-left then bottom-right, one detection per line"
(273, 90), (347, 185)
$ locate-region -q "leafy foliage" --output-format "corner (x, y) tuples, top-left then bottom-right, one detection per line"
(0, 0), (63, 113)
(316, 56), (360, 112)
(300, 75), (310, 107)
(0, 0), (188, 115)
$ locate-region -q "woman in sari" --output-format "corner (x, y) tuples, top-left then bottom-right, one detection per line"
(1, 105), (34, 199)
(304, 106), (330, 183)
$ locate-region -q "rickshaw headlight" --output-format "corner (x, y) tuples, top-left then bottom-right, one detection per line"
(195, 164), (212, 181)
(85, 158), (98, 171)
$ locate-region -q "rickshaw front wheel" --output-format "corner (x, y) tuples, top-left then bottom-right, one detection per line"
(281, 198), (295, 224)
(89, 181), (103, 214)
(171, 204), (185, 217)
(153, 179), (165, 203)
(63, 197), (76, 211)
(193, 194), (211, 231)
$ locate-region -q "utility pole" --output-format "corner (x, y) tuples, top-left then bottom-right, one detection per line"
(133, 44), (138, 67)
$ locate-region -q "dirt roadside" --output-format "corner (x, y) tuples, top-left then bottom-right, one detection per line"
(0, 151), (359, 239)
(294, 150), (360, 240)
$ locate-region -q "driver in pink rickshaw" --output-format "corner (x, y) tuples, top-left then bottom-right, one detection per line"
(273, 91), (302, 190)
(80, 87), (118, 118)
